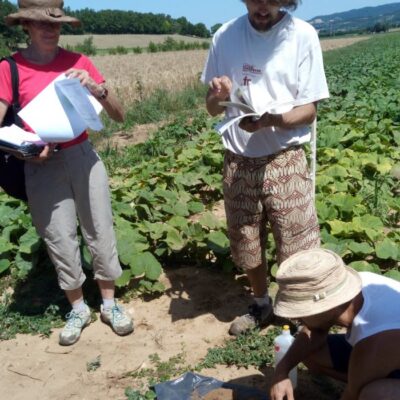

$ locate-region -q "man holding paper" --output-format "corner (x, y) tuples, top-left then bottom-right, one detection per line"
(0, 0), (133, 345)
(201, 0), (330, 335)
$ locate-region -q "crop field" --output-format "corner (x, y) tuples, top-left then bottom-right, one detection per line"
(59, 33), (211, 49)
(91, 49), (208, 104)
(0, 33), (399, 400)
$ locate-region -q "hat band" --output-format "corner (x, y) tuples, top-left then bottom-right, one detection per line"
(279, 275), (348, 303)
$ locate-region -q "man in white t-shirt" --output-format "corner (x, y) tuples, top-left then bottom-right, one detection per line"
(201, 0), (329, 335)
(271, 248), (400, 400)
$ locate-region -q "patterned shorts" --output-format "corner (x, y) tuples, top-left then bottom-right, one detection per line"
(223, 146), (320, 271)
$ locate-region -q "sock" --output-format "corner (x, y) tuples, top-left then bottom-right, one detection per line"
(254, 295), (270, 307)
(102, 298), (116, 310)
(72, 300), (87, 313)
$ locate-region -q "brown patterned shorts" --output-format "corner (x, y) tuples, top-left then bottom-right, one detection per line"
(223, 146), (320, 271)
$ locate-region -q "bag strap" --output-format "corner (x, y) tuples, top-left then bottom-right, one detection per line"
(1, 56), (23, 127)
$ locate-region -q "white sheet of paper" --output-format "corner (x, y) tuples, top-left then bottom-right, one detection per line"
(0, 124), (45, 146)
(18, 74), (103, 143)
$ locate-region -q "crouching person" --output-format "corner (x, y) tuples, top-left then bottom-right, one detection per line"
(270, 248), (400, 400)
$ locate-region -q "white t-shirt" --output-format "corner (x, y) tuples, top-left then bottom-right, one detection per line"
(201, 13), (330, 157)
(346, 272), (400, 346)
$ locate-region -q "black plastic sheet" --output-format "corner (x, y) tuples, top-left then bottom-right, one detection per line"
(154, 372), (268, 400)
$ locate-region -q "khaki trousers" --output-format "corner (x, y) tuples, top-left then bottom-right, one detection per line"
(25, 141), (122, 290)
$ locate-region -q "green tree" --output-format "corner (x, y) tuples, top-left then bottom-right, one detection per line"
(0, 0), (26, 52)
(211, 23), (222, 35)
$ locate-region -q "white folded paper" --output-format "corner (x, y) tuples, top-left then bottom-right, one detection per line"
(18, 74), (103, 143)
(0, 124), (45, 146)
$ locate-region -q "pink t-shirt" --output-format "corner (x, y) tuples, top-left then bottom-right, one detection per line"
(0, 48), (104, 148)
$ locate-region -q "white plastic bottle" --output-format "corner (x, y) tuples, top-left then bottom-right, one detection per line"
(274, 325), (297, 389)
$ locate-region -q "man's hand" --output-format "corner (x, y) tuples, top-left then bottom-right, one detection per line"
(239, 112), (275, 132)
(270, 377), (295, 400)
(208, 75), (233, 101)
(205, 75), (233, 116)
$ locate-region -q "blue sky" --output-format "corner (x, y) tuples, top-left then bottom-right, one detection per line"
(10, 0), (400, 28)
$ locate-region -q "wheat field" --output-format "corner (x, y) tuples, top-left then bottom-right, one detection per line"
(86, 36), (369, 105)
(91, 50), (208, 104)
(59, 34), (210, 49)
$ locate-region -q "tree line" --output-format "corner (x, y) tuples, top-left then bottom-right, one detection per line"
(61, 7), (210, 37)
(0, 0), (214, 54)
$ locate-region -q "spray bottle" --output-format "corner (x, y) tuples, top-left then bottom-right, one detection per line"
(274, 325), (297, 389)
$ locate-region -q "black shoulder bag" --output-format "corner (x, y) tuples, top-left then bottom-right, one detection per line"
(0, 56), (27, 201)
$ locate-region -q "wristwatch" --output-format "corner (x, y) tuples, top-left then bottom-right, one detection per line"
(98, 87), (108, 100)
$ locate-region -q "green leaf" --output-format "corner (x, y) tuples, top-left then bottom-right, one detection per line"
(347, 241), (374, 255)
(375, 239), (399, 260)
(115, 270), (132, 288)
(18, 227), (41, 254)
(384, 270), (400, 281)
(324, 165), (349, 178)
(0, 236), (15, 254)
(188, 201), (205, 214)
(168, 216), (189, 230)
(207, 231), (230, 254)
(199, 212), (222, 229)
(317, 202), (338, 222)
(0, 259), (10, 274)
(115, 220), (149, 265)
(165, 227), (186, 251)
(349, 261), (381, 274)
(14, 252), (34, 278)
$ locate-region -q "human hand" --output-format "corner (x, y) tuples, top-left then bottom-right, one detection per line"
(208, 75), (232, 101)
(270, 377), (295, 400)
(30, 144), (58, 163)
(239, 111), (277, 132)
(65, 68), (104, 98)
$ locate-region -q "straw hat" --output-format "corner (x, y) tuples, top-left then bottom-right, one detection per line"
(274, 248), (362, 319)
(5, 0), (81, 27)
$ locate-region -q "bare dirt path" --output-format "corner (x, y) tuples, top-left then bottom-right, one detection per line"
(0, 267), (343, 400)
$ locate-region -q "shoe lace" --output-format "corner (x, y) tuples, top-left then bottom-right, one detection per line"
(110, 304), (126, 324)
(64, 310), (84, 330)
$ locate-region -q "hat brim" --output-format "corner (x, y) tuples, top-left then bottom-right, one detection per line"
(274, 266), (362, 319)
(5, 10), (81, 27)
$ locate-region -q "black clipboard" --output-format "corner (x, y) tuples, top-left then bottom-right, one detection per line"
(0, 139), (43, 159)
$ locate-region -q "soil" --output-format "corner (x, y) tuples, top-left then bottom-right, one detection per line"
(0, 266), (345, 400)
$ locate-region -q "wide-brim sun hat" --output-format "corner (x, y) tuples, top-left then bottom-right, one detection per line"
(5, 0), (81, 27)
(274, 248), (362, 319)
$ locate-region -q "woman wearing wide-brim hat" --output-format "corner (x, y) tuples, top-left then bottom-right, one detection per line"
(0, 0), (134, 345)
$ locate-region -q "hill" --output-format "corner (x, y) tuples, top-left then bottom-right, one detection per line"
(309, 2), (400, 34)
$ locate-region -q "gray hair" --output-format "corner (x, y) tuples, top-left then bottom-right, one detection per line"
(242, 0), (300, 11)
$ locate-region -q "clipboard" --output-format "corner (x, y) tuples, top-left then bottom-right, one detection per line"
(0, 140), (43, 159)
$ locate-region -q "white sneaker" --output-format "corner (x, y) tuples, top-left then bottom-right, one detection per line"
(59, 305), (91, 346)
(101, 303), (134, 336)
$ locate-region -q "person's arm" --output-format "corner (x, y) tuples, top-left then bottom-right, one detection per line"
(205, 75), (233, 116)
(340, 330), (400, 400)
(65, 68), (124, 122)
(0, 99), (7, 124)
(240, 102), (317, 133)
(270, 326), (329, 400)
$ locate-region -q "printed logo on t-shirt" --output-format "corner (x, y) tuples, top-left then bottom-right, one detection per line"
(243, 76), (252, 86)
(243, 63), (262, 75)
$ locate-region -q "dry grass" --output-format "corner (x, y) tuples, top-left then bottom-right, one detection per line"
(91, 49), (208, 104)
(87, 36), (370, 106)
(320, 36), (369, 51)
(59, 34), (210, 49)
